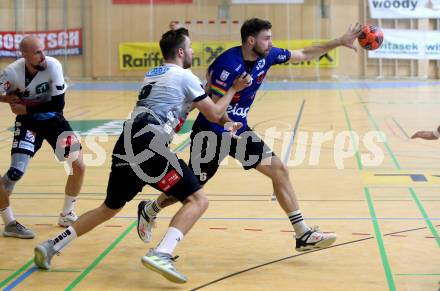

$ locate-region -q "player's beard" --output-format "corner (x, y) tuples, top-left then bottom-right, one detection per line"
(252, 45), (270, 58)
(33, 61), (47, 71)
(183, 54), (192, 69)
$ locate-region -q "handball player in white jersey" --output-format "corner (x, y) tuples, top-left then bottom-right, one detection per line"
(0, 36), (85, 239)
(34, 28), (251, 284)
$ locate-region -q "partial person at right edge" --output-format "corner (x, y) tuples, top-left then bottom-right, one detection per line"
(411, 126), (440, 140)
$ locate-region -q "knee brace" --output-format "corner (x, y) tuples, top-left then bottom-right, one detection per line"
(4, 167), (24, 192)
(4, 153), (30, 192)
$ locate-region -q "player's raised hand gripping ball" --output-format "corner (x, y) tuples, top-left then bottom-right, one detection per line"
(358, 24), (384, 51)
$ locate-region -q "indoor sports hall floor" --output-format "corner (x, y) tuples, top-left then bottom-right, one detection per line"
(0, 80), (439, 291)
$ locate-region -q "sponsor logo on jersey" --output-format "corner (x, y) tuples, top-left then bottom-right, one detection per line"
(227, 103), (250, 118)
(256, 59), (266, 70)
(146, 66), (170, 77)
(215, 79), (227, 86)
(235, 64), (242, 72)
(35, 82), (50, 94)
(256, 71), (266, 84)
(232, 93), (241, 103)
(277, 55), (287, 62)
(157, 169), (182, 192)
(18, 140), (35, 152)
(25, 130), (36, 143)
(0, 80), (11, 91)
(220, 70), (230, 81)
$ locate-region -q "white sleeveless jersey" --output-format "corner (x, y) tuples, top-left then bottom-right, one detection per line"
(135, 63), (206, 131)
(2, 56), (67, 106)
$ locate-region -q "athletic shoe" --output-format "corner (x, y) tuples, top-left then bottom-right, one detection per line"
(141, 248), (187, 284)
(3, 220), (35, 239)
(34, 240), (58, 270)
(295, 226), (336, 252)
(58, 211), (78, 227)
(137, 200), (157, 243)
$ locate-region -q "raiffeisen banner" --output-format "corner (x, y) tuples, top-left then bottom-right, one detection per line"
(119, 40), (339, 70)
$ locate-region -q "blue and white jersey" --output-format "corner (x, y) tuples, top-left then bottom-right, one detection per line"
(194, 46), (290, 134)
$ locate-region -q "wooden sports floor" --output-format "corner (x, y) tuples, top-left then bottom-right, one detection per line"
(0, 80), (439, 291)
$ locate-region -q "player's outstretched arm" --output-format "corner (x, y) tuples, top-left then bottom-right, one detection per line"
(289, 23), (363, 63)
(411, 126), (440, 140)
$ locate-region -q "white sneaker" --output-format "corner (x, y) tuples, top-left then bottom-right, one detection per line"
(137, 200), (157, 243)
(34, 240), (58, 270)
(141, 248), (187, 284)
(295, 226), (336, 252)
(58, 212), (78, 227)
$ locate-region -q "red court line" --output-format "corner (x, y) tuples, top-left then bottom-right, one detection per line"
(244, 228), (263, 231)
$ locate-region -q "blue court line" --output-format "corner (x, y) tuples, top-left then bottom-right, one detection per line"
(2, 266), (37, 291)
(68, 81), (440, 92)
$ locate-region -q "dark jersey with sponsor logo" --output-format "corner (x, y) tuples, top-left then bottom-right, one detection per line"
(194, 46), (290, 134)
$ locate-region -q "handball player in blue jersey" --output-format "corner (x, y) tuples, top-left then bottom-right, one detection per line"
(138, 18), (362, 252)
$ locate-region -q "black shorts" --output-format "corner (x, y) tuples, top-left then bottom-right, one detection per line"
(189, 123), (275, 185)
(11, 114), (81, 160)
(104, 120), (202, 210)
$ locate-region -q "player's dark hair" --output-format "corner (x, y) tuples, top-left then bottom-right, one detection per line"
(240, 18), (272, 43)
(159, 27), (189, 60)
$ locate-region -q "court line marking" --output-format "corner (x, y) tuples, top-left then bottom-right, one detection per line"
(272, 99), (305, 200)
(364, 187), (396, 291)
(342, 104), (363, 169)
(0, 259), (34, 289)
(353, 89), (440, 248)
(408, 187), (440, 247)
(395, 273), (440, 276)
(189, 225), (428, 290)
(339, 89), (395, 291)
(2, 266), (38, 291)
(0, 124), (188, 289)
(65, 220), (137, 290)
(391, 117), (410, 139)
(9, 213), (440, 221)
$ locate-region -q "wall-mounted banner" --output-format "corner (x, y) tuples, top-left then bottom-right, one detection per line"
(119, 40), (338, 70)
(368, 29), (440, 60)
(112, 0), (192, 4)
(0, 28), (82, 58)
(232, 0), (303, 3)
(368, 0), (440, 18)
